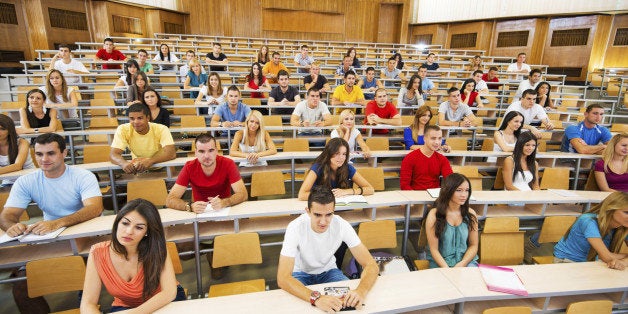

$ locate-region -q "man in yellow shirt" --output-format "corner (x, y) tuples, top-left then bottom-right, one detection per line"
(110, 103), (176, 174)
(331, 70), (365, 114)
(262, 51), (289, 84)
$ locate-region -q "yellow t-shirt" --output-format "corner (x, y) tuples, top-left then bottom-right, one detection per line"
(111, 123), (174, 159)
(262, 62), (289, 84)
(332, 84), (365, 114)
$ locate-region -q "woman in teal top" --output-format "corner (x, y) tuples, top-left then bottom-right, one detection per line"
(426, 173), (479, 268)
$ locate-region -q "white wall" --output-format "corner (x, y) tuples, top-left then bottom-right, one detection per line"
(412, 0), (627, 24)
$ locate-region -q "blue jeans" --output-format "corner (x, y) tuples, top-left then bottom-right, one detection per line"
(292, 268), (349, 286)
(109, 285), (186, 312)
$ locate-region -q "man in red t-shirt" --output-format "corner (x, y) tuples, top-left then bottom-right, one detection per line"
(364, 88), (401, 134)
(95, 37), (126, 70)
(400, 125), (453, 190)
(482, 66), (500, 90)
(166, 133), (247, 278)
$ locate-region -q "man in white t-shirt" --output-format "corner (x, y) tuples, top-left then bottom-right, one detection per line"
(278, 186), (378, 312)
(507, 52), (531, 74)
(290, 88), (332, 135)
(49, 44), (89, 85)
(505, 89), (554, 138)
(514, 69), (542, 100)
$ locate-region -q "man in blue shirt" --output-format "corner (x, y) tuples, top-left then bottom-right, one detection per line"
(210, 85), (251, 128)
(0, 133), (103, 314)
(561, 104), (612, 154)
(418, 65), (434, 100)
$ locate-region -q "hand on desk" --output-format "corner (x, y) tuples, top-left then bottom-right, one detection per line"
(6, 222), (28, 237)
(607, 259), (626, 271)
(133, 158), (153, 172)
(314, 295), (343, 312)
(246, 152), (260, 164)
(191, 201), (209, 214)
(27, 220), (61, 235)
(343, 289), (364, 309)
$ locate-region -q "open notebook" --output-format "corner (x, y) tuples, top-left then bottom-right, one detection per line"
(0, 227), (66, 244)
(196, 203), (231, 218)
(335, 195), (368, 206)
(478, 264), (528, 296)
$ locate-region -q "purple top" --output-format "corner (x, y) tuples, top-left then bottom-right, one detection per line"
(595, 159), (628, 192)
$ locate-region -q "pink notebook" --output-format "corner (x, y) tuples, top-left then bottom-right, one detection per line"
(478, 264), (528, 296)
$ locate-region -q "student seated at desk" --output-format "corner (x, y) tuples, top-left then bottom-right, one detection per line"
(397, 74), (425, 108)
(493, 111), (524, 155)
(142, 87), (171, 127)
(153, 43), (180, 71)
(298, 138), (374, 201)
(400, 125), (453, 190)
(115, 59), (140, 88)
(425, 173), (479, 268)
(553, 191), (628, 270)
(196, 72), (227, 115)
(243, 62), (271, 99)
(289, 87), (332, 136)
(502, 132), (540, 191)
(81, 199), (186, 313)
(126, 71), (150, 106)
(210, 85), (251, 129)
(438, 87), (478, 129)
(39, 69), (79, 118)
(0, 115), (35, 185)
(278, 186), (378, 312)
(183, 58), (208, 100)
(460, 78), (483, 108)
(0, 133), (103, 314)
(364, 88), (402, 135)
(403, 105), (450, 152)
(330, 109), (371, 158)
(17, 89), (59, 135)
(230, 110), (277, 166)
(110, 103), (176, 174)
(595, 133), (628, 192)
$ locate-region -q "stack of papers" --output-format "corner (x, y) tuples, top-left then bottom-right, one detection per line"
(0, 227), (66, 244)
(196, 203), (230, 218)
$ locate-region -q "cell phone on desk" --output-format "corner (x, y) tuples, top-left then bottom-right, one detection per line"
(323, 287), (356, 311)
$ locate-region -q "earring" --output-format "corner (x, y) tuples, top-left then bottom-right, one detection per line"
(144, 233), (148, 237)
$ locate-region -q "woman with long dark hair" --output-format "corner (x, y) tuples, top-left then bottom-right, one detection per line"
(298, 138), (373, 200)
(403, 105), (449, 152)
(115, 59), (140, 88)
(195, 72), (226, 115)
(17, 89), (59, 135)
(535, 81), (556, 109)
(256, 45), (269, 64)
(126, 71), (150, 106)
(0, 115), (34, 184)
(425, 173), (479, 268)
(397, 74), (424, 108)
(460, 78), (482, 108)
(502, 131), (539, 191)
(81, 199), (185, 313)
(243, 62), (271, 99)
(142, 87), (170, 127)
(153, 43), (180, 71)
(346, 47), (361, 68)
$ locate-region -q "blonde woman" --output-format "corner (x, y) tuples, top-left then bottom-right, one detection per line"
(553, 191), (628, 269)
(230, 110), (277, 166)
(330, 109), (370, 158)
(183, 58), (208, 99)
(467, 55), (484, 72)
(39, 69), (78, 118)
(595, 133), (628, 192)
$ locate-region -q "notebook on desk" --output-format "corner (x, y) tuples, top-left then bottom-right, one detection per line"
(0, 227), (66, 244)
(196, 204), (231, 218)
(427, 188), (476, 200)
(478, 264), (528, 296)
(335, 195), (368, 206)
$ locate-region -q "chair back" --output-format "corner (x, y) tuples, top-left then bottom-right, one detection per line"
(358, 220), (397, 250)
(241, 98), (261, 106)
(262, 115), (283, 133)
(356, 167), (385, 191)
(83, 145), (111, 163)
(483, 306), (532, 314)
(481, 138), (494, 152)
(166, 242), (183, 274)
(479, 231), (525, 265)
(212, 232), (262, 268)
(251, 171), (286, 197)
(537, 216), (577, 243)
(447, 137), (468, 151)
(540, 167), (570, 190)
(584, 170), (599, 191)
(180, 115), (207, 128)
(493, 167), (505, 190)
(173, 98), (197, 115)
(89, 98), (115, 116)
(283, 138), (309, 152)
(26, 256), (86, 298)
(483, 217), (519, 233)
(127, 179), (168, 207)
(365, 137), (389, 151)
(566, 300), (613, 314)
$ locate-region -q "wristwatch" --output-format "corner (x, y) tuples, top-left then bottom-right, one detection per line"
(34, 128), (39, 133)
(310, 290), (321, 306)
(185, 203), (191, 212)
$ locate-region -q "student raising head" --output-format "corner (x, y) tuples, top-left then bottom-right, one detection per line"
(298, 138), (374, 200)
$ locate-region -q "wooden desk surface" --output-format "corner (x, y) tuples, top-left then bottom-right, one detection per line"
(153, 269), (463, 313)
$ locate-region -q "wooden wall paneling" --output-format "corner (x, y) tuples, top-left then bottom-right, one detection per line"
(144, 9), (161, 39)
(0, 0), (32, 61)
(105, 1), (147, 38)
(88, 0), (111, 43)
(529, 18), (549, 65)
(23, 0), (49, 53)
(344, 0), (378, 42)
(377, 3), (403, 43)
(446, 21), (492, 50)
(262, 9), (345, 42)
(260, 0), (345, 14)
(588, 15), (613, 74)
(41, 0), (91, 49)
(542, 15), (599, 81)
(490, 19), (537, 62)
(229, 0), (261, 38)
(408, 24), (447, 46)
(603, 14), (628, 68)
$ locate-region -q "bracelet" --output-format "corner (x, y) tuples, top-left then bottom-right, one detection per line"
(359, 186), (363, 195)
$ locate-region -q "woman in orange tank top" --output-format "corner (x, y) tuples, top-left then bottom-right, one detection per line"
(81, 199), (186, 313)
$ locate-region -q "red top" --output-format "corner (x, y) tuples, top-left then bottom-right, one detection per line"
(175, 157), (241, 202)
(482, 73), (500, 90)
(91, 241), (158, 308)
(461, 91), (479, 107)
(96, 49), (126, 69)
(364, 100), (399, 134)
(400, 149), (453, 190)
(247, 76), (267, 98)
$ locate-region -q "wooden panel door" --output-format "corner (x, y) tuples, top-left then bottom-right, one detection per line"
(377, 3), (402, 43)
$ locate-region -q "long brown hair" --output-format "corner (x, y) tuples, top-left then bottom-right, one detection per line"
(111, 199), (167, 300)
(0, 115), (20, 164)
(410, 105), (433, 142)
(45, 69), (69, 103)
(432, 173), (477, 237)
(312, 138), (351, 189)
